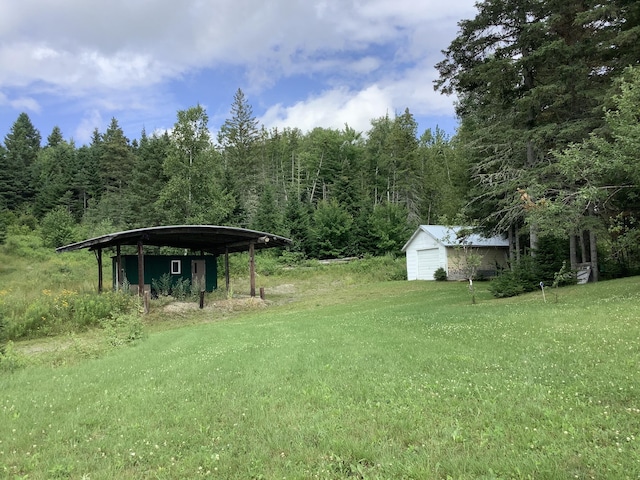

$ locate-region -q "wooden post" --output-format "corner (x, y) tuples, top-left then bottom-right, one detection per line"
(199, 291), (205, 309)
(116, 244), (122, 291)
(249, 241), (256, 297)
(96, 248), (103, 293)
(225, 247), (230, 294)
(137, 240), (145, 297)
(259, 287), (265, 300)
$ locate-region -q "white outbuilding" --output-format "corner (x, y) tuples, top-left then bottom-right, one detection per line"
(402, 225), (510, 281)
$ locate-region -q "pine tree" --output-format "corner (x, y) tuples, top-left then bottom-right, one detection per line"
(217, 89), (260, 222)
(100, 118), (133, 194)
(2, 113), (41, 209)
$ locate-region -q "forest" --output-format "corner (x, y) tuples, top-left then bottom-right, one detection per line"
(0, 0), (639, 280)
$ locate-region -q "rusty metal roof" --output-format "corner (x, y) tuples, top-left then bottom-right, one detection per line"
(56, 225), (292, 255)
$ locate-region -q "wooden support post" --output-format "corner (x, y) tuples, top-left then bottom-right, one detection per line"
(225, 247), (230, 294)
(199, 291), (205, 309)
(137, 240), (145, 297)
(259, 287), (265, 300)
(96, 248), (103, 294)
(116, 244), (122, 291)
(249, 241), (256, 297)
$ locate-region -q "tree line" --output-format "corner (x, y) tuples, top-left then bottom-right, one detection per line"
(0, 89), (468, 259)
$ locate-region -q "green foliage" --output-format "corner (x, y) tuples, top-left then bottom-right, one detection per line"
(0, 311), (5, 355)
(151, 273), (172, 297)
(0, 222), (4, 246)
(101, 312), (145, 347)
(433, 267), (447, 281)
(368, 202), (412, 256)
(5, 290), (138, 340)
(488, 256), (538, 298)
(533, 235), (571, 285)
(170, 277), (192, 300)
(311, 199), (354, 259)
(40, 206), (76, 248)
(0, 341), (27, 373)
(1, 112), (41, 210)
(2, 233), (49, 260)
(158, 105), (235, 225)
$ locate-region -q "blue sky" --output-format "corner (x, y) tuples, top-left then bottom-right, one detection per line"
(0, 0), (477, 146)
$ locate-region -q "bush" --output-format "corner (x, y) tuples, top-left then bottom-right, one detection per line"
(152, 273), (172, 297)
(101, 313), (146, 347)
(6, 290), (138, 340)
(433, 267), (448, 281)
(2, 233), (49, 260)
(489, 256), (538, 298)
(0, 341), (27, 373)
(41, 207), (76, 248)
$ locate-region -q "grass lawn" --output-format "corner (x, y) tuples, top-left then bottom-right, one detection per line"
(1, 275), (640, 479)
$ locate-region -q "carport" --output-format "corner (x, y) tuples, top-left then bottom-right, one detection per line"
(56, 225), (292, 298)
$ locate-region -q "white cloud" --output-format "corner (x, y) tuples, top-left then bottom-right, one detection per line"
(74, 109), (103, 144)
(0, 0), (477, 91)
(0, 0), (477, 139)
(260, 85), (393, 133)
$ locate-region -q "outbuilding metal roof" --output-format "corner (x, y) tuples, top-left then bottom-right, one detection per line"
(56, 225), (292, 255)
(402, 225), (509, 251)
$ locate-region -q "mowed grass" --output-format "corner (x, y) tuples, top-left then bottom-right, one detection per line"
(2, 277), (640, 479)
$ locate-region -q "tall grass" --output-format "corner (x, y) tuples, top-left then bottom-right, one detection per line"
(1, 275), (639, 478)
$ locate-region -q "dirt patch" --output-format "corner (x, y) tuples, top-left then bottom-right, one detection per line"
(162, 296), (268, 314)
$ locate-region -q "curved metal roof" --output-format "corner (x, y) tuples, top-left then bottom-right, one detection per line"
(56, 225), (292, 255)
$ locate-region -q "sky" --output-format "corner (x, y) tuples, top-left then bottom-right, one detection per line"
(0, 0), (478, 147)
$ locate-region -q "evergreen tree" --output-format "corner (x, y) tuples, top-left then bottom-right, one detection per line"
(310, 199), (354, 259)
(250, 184), (284, 234)
(32, 128), (76, 217)
(128, 129), (170, 227)
(100, 118), (133, 194)
(217, 89), (260, 222)
(2, 113), (41, 210)
(435, 0), (637, 262)
(283, 193), (312, 256)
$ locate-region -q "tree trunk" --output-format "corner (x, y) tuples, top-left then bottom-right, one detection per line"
(569, 235), (578, 270)
(580, 231), (588, 263)
(529, 224), (538, 257)
(508, 226), (515, 265)
(589, 229), (599, 282)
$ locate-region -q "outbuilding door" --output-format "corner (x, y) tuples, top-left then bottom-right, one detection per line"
(191, 260), (206, 292)
(416, 248), (441, 280)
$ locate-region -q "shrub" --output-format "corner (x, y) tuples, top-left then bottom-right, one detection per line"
(489, 256), (538, 298)
(152, 273), (172, 297)
(101, 313), (146, 347)
(41, 207), (76, 248)
(2, 233), (49, 260)
(171, 278), (192, 300)
(6, 290), (138, 340)
(433, 267), (448, 281)
(0, 341), (27, 373)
